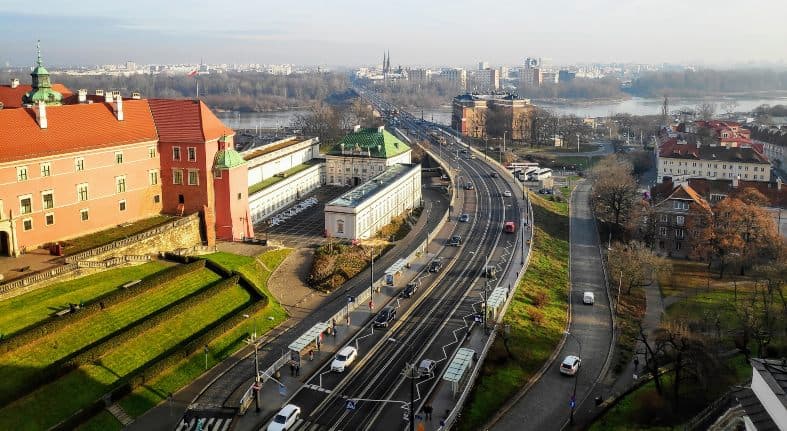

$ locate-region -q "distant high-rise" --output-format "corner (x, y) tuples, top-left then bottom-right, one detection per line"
(478, 61), (489, 70)
(443, 68), (467, 91)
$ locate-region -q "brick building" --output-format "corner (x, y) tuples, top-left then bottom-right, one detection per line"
(0, 48), (251, 256)
(451, 93), (535, 140)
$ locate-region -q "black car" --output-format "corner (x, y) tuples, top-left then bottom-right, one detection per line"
(490, 172), (498, 178)
(401, 281), (418, 298)
(464, 182), (474, 190)
(373, 306), (397, 328)
(448, 235), (462, 246)
(428, 260), (443, 273)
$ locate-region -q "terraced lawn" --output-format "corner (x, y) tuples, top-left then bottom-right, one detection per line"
(0, 268), (221, 404)
(0, 283), (251, 431)
(0, 261), (170, 336)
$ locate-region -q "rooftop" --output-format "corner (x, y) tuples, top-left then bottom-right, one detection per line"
(659, 138), (769, 164)
(242, 136), (316, 161)
(247, 160), (321, 195)
(147, 99), (234, 144)
(326, 163), (418, 208)
(327, 127), (410, 159)
(0, 83), (73, 109)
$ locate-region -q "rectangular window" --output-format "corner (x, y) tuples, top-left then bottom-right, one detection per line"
(153, 195), (161, 203)
(45, 213), (54, 226)
(676, 215), (685, 226)
(172, 147), (181, 161)
(42, 192), (54, 210)
(148, 146), (156, 158)
(660, 214), (668, 223)
(149, 170), (159, 185)
(19, 196), (32, 214)
(16, 166), (28, 181)
(116, 176), (126, 193)
(23, 218), (32, 231)
(115, 152), (124, 164)
(40, 162), (51, 177)
(77, 183), (89, 201)
(173, 169), (183, 185)
(187, 147), (197, 161)
(188, 170), (199, 186)
(80, 208), (89, 221)
(676, 229), (685, 239)
(214, 170), (222, 179)
(673, 201), (689, 210)
(75, 157), (84, 171)
(119, 200), (126, 211)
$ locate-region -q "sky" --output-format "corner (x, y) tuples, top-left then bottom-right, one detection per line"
(1, 0), (786, 68)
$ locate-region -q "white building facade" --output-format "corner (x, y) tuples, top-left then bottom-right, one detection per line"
(324, 164), (421, 240)
(325, 126), (411, 187)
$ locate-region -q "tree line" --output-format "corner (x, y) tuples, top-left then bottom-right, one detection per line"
(0, 71), (348, 112)
(518, 77), (626, 100)
(628, 69), (787, 97)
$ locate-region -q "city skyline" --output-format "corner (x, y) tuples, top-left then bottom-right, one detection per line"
(2, 0), (787, 68)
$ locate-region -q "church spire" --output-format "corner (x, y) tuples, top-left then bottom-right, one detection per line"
(36, 39), (43, 68)
(23, 40), (63, 106)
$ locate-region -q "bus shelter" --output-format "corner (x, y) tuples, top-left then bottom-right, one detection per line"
(287, 322), (330, 365)
(384, 258), (409, 286)
(443, 347), (476, 397)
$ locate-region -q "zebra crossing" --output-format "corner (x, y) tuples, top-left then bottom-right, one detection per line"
(303, 383), (332, 394)
(285, 418), (336, 430)
(174, 416), (232, 431)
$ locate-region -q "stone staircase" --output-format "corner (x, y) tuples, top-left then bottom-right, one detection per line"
(106, 402), (134, 426)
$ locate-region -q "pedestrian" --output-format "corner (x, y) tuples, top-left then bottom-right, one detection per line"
(633, 356), (640, 371)
(295, 363), (300, 377)
(424, 405), (433, 421)
(316, 339), (321, 352)
(309, 349), (314, 361)
(289, 362), (295, 376)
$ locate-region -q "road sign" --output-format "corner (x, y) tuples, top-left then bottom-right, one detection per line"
(345, 399), (356, 411)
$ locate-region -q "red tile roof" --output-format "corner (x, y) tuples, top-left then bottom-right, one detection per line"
(0, 84), (73, 109)
(0, 100), (157, 163)
(147, 99), (234, 144)
(659, 137), (769, 164)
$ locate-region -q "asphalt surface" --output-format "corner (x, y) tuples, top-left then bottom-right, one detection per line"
(491, 181), (613, 431)
(274, 98), (522, 431)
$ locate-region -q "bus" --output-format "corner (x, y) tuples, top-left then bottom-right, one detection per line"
(503, 221), (516, 233)
(506, 162), (538, 171)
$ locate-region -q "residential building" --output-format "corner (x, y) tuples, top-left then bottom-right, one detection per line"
(649, 181), (712, 258)
(523, 57), (542, 88)
(407, 68), (432, 82)
(324, 163), (421, 240)
(443, 68), (467, 91)
(558, 70), (576, 82)
(478, 61), (489, 71)
(720, 359), (787, 431)
(451, 93), (535, 140)
(469, 68), (500, 92)
(541, 71), (559, 84)
(324, 126), (412, 186)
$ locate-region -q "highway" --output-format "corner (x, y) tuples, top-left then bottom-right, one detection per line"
(273, 90), (523, 430)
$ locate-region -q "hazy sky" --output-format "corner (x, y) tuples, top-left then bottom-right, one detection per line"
(1, 0), (786, 67)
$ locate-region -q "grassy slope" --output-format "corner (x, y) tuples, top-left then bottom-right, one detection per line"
(115, 249), (292, 418)
(62, 215), (173, 256)
(0, 269), (220, 403)
(0, 285), (251, 431)
(0, 261), (170, 336)
(459, 193), (570, 430)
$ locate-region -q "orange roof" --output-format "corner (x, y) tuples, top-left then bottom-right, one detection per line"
(0, 83), (73, 109)
(666, 183), (712, 213)
(147, 99), (234, 144)
(0, 100), (158, 163)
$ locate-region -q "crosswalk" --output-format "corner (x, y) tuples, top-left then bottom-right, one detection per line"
(303, 383), (332, 394)
(174, 416), (233, 431)
(286, 418), (335, 430)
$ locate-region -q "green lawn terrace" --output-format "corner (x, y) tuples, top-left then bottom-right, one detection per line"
(0, 248), (292, 431)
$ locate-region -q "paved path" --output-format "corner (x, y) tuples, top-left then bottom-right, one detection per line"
(491, 181), (613, 431)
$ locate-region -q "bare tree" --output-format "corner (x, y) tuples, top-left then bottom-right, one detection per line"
(590, 155), (640, 230)
(695, 102), (716, 120)
(720, 100), (739, 119)
(608, 241), (665, 294)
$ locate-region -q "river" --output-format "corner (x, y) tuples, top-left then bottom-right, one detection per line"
(216, 96), (787, 129)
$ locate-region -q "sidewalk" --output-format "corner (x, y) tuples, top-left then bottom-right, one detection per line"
(127, 180), (458, 431)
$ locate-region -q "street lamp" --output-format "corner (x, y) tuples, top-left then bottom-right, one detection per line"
(564, 331), (583, 425)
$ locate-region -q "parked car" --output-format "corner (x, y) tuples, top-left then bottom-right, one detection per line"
(459, 213), (470, 222)
(401, 281), (419, 298)
(449, 235), (462, 246)
(583, 291), (595, 305)
(373, 306), (397, 328)
(503, 190), (512, 197)
(331, 346), (358, 372)
(464, 182), (474, 190)
(560, 355), (581, 376)
(267, 404), (301, 431)
(428, 260), (443, 273)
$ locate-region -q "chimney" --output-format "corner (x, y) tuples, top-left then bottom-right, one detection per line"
(353, 125), (361, 133)
(377, 125), (385, 133)
(78, 89), (87, 103)
(113, 95), (124, 121)
(95, 89), (104, 97)
(34, 101), (47, 129)
(732, 175), (739, 188)
(104, 92), (113, 103)
(10, 78), (19, 89)
(131, 91), (141, 100)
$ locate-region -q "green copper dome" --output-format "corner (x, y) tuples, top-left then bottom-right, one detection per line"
(23, 41), (62, 106)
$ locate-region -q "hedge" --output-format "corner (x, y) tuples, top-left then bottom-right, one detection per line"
(0, 273), (234, 408)
(0, 261), (206, 355)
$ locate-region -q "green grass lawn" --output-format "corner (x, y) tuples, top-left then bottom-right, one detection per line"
(0, 262), (170, 337)
(0, 268), (220, 403)
(74, 410), (121, 431)
(61, 215), (174, 256)
(459, 192), (571, 430)
(117, 249), (292, 419)
(0, 284), (251, 431)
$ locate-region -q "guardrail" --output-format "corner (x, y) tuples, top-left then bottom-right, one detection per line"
(0, 263), (80, 294)
(64, 213), (199, 264)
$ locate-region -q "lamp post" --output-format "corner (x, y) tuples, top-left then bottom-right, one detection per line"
(564, 331), (583, 425)
(576, 132), (580, 153)
(369, 246), (375, 310)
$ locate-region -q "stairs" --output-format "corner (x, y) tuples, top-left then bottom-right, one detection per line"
(106, 402), (133, 426)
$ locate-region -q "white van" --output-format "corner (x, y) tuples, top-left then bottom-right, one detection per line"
(583, 292), (595, 305)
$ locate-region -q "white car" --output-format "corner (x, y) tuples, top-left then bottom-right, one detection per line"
(267, 404), (301, 431)
(583, 292), (595, 305)
(560, 355), (581, 376)
(331, 346), (358, 372)
(503, 190), (512, 197)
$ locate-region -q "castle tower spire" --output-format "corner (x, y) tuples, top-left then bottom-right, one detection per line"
(23, 40), (63, 106)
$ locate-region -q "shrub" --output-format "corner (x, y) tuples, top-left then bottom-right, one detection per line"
(528, 307), (545, 325)
(532, 289), (550, 307)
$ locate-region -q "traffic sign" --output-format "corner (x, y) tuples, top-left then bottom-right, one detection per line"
(345, 399), (356, 411)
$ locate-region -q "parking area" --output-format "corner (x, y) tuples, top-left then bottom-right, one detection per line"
(255, 185), (349, 247)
